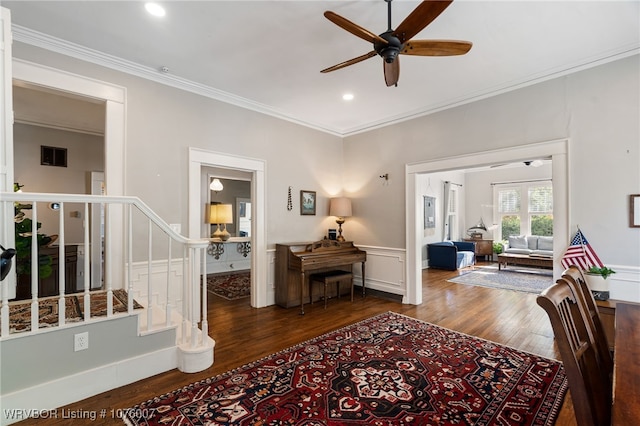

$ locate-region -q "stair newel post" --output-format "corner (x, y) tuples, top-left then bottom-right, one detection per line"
(83, 202), (91, 320)
(200, 247), (208, 345)
(190, 246), (198, 349)
(30, 201), (39, 331)
(57, 202), (66, 326)
(165, 237), (172, 327)
(127, 204), (133, 314)
(147, 219), (153, 331)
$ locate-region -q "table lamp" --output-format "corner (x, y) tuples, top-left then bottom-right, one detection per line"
(330, 197), (352, 242)
(217, 204), (233, 241)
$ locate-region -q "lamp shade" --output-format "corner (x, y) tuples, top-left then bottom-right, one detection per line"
(207, 204), (219, 224)
(217, 204), (233, 224)
(330, 197), (352, 218)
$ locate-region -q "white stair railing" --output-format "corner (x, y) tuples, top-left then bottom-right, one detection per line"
(0, 192), (209, 349)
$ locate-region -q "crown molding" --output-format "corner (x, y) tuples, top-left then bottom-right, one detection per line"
(11, 25), (639, 139)
(11, 25), (343, 137)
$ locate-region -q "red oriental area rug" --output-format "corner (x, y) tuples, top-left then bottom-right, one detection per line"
(123, 312), (567, 425)
(207, 271), (251, 300)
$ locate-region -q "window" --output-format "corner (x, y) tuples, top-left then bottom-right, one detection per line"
(494, 181), (552, 241)
(445, 187), (459, 240)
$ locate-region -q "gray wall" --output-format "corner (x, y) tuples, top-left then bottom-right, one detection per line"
(343, 56), (640, 267)
(11, 44), (640, 268)
(13, 123), (105, 243)
(13, 42), (345, 248)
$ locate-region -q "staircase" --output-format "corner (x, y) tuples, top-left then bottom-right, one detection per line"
(0, 192), (213, 424)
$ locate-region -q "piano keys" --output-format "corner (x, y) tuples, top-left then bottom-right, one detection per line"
(275, 240), (366, 314)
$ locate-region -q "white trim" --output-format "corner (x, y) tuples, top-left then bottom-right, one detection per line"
(1, 346), (177, 425)
(188, 148), (267, 308)
(12, 25), (340, 137)
(405, 140), (569, 305)
(13, 24), (638, 138)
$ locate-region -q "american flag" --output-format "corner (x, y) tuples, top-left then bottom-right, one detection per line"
(560, 229), (604, 270)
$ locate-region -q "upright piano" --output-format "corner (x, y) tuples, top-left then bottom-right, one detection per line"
(276, 240), (366, 314)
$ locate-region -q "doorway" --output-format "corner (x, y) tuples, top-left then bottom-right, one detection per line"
(188, 148), (267, 308)
(405, 139), (569, 305)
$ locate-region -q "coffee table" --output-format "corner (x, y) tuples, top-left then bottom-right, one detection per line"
(498, 253), (553, 270)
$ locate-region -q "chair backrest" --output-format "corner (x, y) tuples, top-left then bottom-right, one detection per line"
(562, 266), (613, 374)
(537, 278), (611, 426)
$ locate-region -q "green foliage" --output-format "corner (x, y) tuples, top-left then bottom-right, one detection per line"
(501, 215), (520, 238)
(493, 241), (505, 254)
(531, 215), (553, 236)
(587, 266), (616, 280)
(13, 184), (53, 278)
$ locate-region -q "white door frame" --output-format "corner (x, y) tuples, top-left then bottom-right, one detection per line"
(188, 148), (267, 308)
(11, 59), (126, 291)
(405, 139), (569, 305)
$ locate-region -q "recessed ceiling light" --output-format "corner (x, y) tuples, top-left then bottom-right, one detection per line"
(145, 2), (166, 17)
(342, 93), (354, 101)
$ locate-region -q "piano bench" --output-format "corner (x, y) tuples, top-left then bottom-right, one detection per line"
(309, 271), (354, 309)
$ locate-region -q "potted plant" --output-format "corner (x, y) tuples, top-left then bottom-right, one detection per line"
(584, 266), (616, 301)
(13, 183), (54, 287)
(492, 241), (505, 262)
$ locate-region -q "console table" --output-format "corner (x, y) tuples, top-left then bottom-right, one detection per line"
(464, 238), (493, 261)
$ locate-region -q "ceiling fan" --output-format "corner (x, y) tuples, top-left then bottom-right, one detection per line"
(321, 0), (472, 87)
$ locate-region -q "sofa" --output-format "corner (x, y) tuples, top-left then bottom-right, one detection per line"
(427, 241), (476, 271)
(502, 235), (553, 257)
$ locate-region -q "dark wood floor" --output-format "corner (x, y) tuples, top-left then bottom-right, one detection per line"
(22, 264), (576, 425)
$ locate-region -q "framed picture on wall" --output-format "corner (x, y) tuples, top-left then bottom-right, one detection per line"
(300, 190), (316, 215)
(424, 196), (436, 229)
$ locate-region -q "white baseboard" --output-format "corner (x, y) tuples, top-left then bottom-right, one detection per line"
(1, 347), (177, 425)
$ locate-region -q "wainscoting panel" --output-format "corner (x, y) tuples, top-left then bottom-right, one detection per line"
(128, 259), (185, 315)
(609, 264), (640, 302)
(355, 245), (406, 297)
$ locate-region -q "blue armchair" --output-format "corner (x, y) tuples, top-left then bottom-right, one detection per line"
(427, 241), (476, 271)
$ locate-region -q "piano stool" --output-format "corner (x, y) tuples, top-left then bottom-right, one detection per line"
(309, 270), (354, 309)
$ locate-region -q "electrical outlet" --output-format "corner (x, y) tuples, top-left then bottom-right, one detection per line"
(74, 332), (89, 352)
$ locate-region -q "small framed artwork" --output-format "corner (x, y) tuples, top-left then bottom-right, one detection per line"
(423, 196), (436, 229)
(631, 194), (640, 228)
(300, 190), (316, 215)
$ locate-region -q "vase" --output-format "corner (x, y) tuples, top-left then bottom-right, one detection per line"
(584, 273), (610, 301)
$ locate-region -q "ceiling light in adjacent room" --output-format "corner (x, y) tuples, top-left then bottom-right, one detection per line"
(145, 3), (166, 17)
(342, 93), (354, 101)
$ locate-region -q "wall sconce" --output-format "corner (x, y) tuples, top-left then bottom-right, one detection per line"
(329, 197), (352, 242)
(210, 178), (224, 192)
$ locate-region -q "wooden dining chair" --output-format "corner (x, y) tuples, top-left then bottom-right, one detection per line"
(537, 278), (612, 426)
(562, 266), (614, 375)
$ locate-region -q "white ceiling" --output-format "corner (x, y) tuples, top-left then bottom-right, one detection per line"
(5, 1), (640, 136)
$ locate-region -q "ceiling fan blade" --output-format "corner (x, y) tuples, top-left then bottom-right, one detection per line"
(394, 0), (453, 43)
(321, 51), (378, 73)
(384, 58), (400, 87)
(401, 40), (472, 56)
(324, 11), (388, 45)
